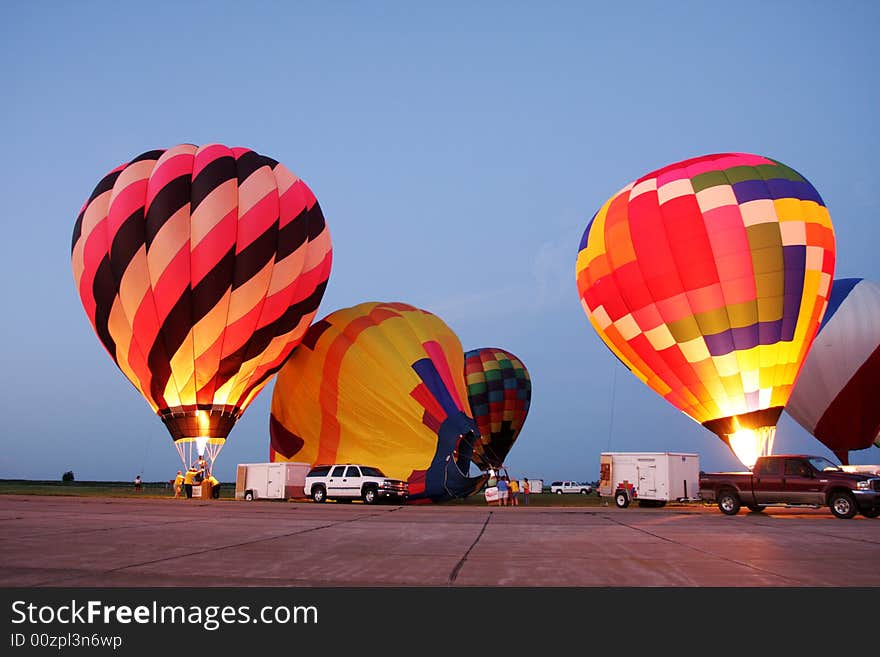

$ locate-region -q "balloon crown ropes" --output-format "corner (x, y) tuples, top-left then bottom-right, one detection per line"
(269, 302), (487, 502)
(576, 153), (835, 468)
(72, 144), (332, 469)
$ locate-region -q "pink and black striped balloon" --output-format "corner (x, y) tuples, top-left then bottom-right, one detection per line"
(71, 144), (332, 459)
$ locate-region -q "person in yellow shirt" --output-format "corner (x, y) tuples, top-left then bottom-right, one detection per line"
(508, 477), (520, 506)
(173, 471), (184, 498)
(206, 473), (221, 499)
(183, 467), (198, 499)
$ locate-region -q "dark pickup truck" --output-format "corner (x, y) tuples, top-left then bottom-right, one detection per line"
(699, 455), (880, 519)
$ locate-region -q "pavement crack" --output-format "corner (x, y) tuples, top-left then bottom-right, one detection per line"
(448, 511), (492, 585)
(31, 511), (390, 587)
(599, 513), (811, 586)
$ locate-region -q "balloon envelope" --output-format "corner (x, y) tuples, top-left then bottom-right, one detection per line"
(575, 153), (835, 467)
(786, 278), (880, 463)
(464, 347), (531, 468)
(270, 301), (486, 501)
(71, 144), (332, 467)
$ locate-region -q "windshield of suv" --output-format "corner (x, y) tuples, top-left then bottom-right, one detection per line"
(360, 466), (386, 477)
(807, 456), (841, 472)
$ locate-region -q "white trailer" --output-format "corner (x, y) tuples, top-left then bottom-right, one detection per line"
(523, 479), (544, 494)
(598, 452), (700, 508)
(235, 462), (311, 501)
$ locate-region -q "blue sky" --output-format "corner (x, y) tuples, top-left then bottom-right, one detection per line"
(2, 1), (878, 483)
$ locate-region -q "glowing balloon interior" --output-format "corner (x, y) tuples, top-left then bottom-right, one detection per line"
(576, 153), (835, 467)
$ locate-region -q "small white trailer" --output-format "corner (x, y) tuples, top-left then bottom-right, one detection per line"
(523, 479), (544, 494)
(235, 462), (311, 501)
(598, 452), (700, 508)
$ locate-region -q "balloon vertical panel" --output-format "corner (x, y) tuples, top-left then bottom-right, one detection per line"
(786, 278), (880, 462)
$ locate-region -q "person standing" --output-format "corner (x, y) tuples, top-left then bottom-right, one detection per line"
(173, 471), (184, 498)
(508, 477), (519, 506)
(497, 476), (509, 507)
(134, 474), (142, 492)
(522, 479), (530, 505)
(206, 472), (221, 499)
(183, 467), (197, 499)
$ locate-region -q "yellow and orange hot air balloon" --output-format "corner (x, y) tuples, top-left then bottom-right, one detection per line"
(269, 301), (486, 502)
(576, 153), (835, 468)
(71, 144), (332, 469)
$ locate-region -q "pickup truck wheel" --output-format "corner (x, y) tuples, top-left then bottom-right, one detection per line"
(580, 489), (588, 494)
(861, 507), (880, 518)
(311, 485), (326, 503)
(556, 490), (563, 495)
(829, 491), (857, 519)
(717, 490), (741, 515)
(614, 491), (629, 508)
(746, 505), (765, 513)
(362, 487), (378, 505)
(244, 491), (254, 501)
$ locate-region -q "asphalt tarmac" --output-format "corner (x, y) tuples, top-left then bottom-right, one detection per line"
(1, 495), (878, 587)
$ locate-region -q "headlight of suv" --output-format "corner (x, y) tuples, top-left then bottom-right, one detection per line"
(856, 480), (871, 490)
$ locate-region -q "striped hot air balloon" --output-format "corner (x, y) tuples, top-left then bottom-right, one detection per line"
(576, 153), (835, 468)
(71, 144), (332, 469)
(464, 347), (531, 468)
(269, 302), (487, 502)
(786, 278), (880, 463)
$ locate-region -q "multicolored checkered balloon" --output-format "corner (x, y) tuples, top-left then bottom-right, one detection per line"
(575, 153), (835, 467)
(464, 347), (531, 469)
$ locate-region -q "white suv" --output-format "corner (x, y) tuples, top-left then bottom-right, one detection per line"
(305, 464), (408, 504)
(550, 480), (592, 495)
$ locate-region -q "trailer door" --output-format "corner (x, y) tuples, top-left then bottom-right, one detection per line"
(637, 459), (657, 499)
(247, 466), (269, 499)
(266, 464), (286, 499)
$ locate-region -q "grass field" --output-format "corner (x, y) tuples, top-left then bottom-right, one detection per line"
(0, 480), (686, 507)
(0, 479), (235, 499)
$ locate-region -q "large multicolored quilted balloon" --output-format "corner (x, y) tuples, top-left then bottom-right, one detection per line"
(576, 153), (835, 468)
(71, 144), (332, 468)
(464, 347), (531, 468)
(269, 301), (486, 502)
(786, 278), (880, 464)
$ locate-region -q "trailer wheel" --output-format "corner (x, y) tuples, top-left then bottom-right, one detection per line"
(829, 491), (857, 519)
(244, 491), (254, 501)
(717, 489), (741, 515)
(614, 491), (629, 508)
(311, 485), (326, 503)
